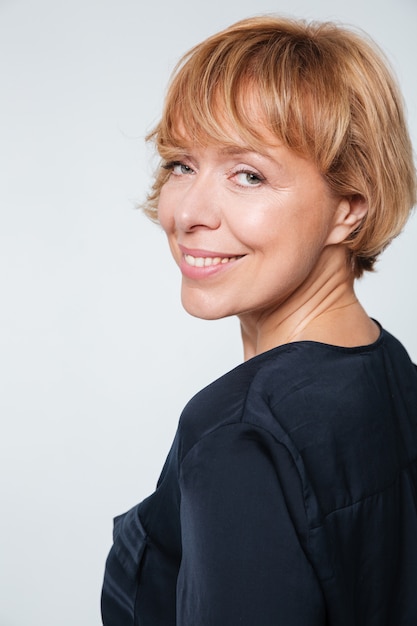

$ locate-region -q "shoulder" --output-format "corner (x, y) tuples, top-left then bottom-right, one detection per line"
(178, 327), (415, 435)
(176, 342), (308, 461)
(177, 327), (417, 514)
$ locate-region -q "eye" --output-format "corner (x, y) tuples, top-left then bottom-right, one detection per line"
(232, 169), (264, 187)
(163, 161), (195, 176)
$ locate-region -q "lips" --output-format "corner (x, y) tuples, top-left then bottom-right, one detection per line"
(184, 254), (243, 267)
(178, 246), (245, 278)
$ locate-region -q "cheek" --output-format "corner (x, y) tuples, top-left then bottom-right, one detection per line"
(225, 205), (280, 247)
(229, 208), (291, 254)
(231, 203), (331, 262)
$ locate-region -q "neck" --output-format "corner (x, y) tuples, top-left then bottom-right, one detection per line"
(239, 248), (378, 360)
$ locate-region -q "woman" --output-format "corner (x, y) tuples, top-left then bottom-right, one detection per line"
(102, 16), (417, 625)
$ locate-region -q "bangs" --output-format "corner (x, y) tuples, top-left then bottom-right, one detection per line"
(151, 27), (350, 171)
(156, 79), (276, 156)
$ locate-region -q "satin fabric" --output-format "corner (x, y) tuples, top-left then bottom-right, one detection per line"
(102, 327), (417, 625)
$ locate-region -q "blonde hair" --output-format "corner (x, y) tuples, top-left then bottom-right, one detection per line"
(143, 16), (416, 276)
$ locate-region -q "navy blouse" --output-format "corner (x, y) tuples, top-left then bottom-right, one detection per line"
(102, 327), (417, 625)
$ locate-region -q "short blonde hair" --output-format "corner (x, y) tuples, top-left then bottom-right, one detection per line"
(143, 16), (416, 276)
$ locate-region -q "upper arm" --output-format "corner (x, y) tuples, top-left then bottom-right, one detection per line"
(177, 423), (325, 626)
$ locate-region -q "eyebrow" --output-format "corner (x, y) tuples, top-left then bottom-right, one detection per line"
(218, 144), (283, 168)
(165, 140), (282, 168)
(166, 134), (272, 158)
(219, 145), (259, 156)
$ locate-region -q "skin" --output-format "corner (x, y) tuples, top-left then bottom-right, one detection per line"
(158, 134), (379, 360)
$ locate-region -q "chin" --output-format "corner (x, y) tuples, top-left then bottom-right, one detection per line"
(180, 291), (232, 321)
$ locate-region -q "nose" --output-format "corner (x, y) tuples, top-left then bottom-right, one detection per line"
(172, 172), (221, 233)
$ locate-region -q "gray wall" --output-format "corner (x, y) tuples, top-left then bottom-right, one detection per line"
(1, 0), (416, 624)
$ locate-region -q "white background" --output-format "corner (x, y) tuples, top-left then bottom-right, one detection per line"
(1, 0), (416, 624)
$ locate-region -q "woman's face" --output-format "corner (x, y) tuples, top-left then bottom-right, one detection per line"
(157, 136), (348, 323)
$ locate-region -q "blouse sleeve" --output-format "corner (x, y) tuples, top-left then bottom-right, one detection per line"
(176, 422), (325, 626)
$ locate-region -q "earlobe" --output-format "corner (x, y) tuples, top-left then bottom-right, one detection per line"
(326, 195), (368, 246)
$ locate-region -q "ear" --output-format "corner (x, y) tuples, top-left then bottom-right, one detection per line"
(325, 195), (368, 246)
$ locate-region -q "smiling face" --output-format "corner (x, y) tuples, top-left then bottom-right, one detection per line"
(157, 137), (352, 326)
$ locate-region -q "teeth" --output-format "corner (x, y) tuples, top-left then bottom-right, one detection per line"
(184, 254), (240, 267)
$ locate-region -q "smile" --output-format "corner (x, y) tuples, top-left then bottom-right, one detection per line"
(184, 254), (243, 267)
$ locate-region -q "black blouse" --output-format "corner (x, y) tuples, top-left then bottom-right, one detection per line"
(102, 327), (417, 625)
